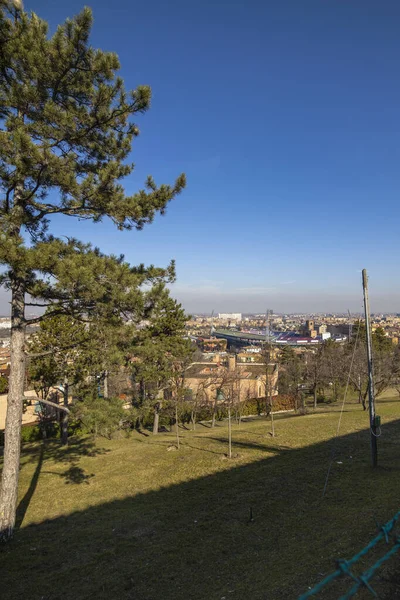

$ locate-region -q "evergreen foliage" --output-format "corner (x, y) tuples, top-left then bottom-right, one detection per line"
(72, 393), (126, 440)
(0, 376), (8, 394)
(130, 296), (194, 432)
(0, 2), (185, 540)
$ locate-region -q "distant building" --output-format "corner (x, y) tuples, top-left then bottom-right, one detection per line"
(327, 323), (350, 337)
(218, 313), (242, 321)
(184, 354), (278, 403)
(301, 319), (317, 338)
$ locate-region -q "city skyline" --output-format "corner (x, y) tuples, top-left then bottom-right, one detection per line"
(0, 281), (398, 315)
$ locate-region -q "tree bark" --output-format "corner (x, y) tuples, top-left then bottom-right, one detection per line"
(61, 376), (69, 446)
(211, 399), (217, 428)
(313, 386), (317, 410)
(270, 397), (275, 437)
(191, 409), (196, 431)
(153, 402), (160, 435)
(175, 403), (180, 449)
(300, 392), (306, 414)
(362, 388), (368, 411)
(103, 370), (109, 399)
(0, 280), (26, 541)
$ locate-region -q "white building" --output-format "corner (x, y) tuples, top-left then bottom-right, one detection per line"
(218, 313), (242, 321)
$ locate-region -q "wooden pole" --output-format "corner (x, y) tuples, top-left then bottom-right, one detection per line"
(362, 269), (378, 468)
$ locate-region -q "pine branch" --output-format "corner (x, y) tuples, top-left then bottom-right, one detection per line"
(29, 396), (70, 414)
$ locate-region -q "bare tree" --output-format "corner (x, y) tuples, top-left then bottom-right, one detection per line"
(278, 348), (306, 412)
(346, 336), (398, 410)
(189, 381), (209, 430)
(261, 345), (279, 436)
(209, 368), (232, 428)
(305, 346), (326, 410)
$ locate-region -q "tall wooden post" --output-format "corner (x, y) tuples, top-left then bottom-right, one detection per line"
(362, 269), (378, 468)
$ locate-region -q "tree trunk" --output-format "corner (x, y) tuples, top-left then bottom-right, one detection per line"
(228, 405), (232, 459)
(61, 377), (69, 446)
(362, 389), (368, 411)
(270, 397), (275, 437)
(40, 418), (47, 440)
(153, 403), (160, 435)
(175, 404), (180, 449)
(211, 400), (217, 428)
(333, 382), (339, 402)
(0, 281), (26, 541)
(103, 370), (109, 399)
(313, 386), (317, 410)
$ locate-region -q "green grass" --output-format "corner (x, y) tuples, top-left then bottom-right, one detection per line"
(1, 393), (400, 600)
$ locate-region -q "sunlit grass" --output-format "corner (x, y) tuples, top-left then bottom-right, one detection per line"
(1, 393), (400, 600)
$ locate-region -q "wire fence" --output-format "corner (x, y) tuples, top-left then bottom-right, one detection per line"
(299, 510), (400, 599)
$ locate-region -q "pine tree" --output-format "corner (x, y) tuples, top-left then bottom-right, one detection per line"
(28, 313), (89, 445)
(130, 295), (193, 435)
(0, 3), (185, 540)
(28, 313), (126, 445)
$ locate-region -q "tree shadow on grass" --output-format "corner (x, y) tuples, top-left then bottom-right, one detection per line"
(199, 435), (289, 453)
(135, 429), (150, 437)
(22, 436), (109, 466)
(3, 420), (400, 600)
(15, 445), (45, 529)
(42, 465), (95, 485)
(196, 421), (215, 428)
(16, 437), (108, 529)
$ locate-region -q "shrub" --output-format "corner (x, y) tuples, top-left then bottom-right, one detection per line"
(72, 396), (125, 439)
(240, 397), (267, 416)
(216, 406), (228, 421)
(178, 401), (195, 425)
(272, 395), (296, 411)
(0, 420), (84, 446)
(195, 404), (214, 422)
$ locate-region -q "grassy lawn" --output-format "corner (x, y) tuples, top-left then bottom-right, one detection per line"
(1, 393), (400, 600)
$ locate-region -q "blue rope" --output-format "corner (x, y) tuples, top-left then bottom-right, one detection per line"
(298, 511), (400, 599)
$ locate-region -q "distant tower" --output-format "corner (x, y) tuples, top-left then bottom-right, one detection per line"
(210, 310), (215, 335)
(265, 309), (273, 343)
(348, 310), (353, 341)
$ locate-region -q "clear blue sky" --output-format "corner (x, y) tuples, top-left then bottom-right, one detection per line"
(20, 0), (400, 313)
